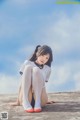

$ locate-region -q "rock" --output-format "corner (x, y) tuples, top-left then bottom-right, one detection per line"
(0, 92), (80, 120)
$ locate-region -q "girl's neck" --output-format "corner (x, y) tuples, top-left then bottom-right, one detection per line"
(34, 61), (44, 69)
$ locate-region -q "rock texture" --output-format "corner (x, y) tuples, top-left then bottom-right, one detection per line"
(0, 92), (80, 120)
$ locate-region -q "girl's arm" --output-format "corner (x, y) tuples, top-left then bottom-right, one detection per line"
(19, 60), (29, 75)
(45, 68), (51, 82)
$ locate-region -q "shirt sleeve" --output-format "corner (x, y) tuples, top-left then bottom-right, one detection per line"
(45, 67), (51, 82)
(19, 60), (29, 75)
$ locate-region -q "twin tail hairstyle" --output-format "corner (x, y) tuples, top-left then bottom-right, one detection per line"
(29, 45), (53, 67)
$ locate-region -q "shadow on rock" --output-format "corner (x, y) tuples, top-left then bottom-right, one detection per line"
(43, 102), (80, 112)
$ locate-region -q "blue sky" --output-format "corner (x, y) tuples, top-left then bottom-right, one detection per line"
(0, 0), (80, 94)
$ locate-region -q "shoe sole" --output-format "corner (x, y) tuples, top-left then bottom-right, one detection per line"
(25, 109), (34, 113)
(34, 108), (42, 112)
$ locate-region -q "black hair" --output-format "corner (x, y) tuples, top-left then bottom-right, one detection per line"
(29, 45), (53, 67)
(29, 45), (41, 61)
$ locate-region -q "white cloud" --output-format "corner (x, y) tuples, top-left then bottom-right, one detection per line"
(46, 60), (80, 92)
(0, 2), (80, 93)
(35, 11), (80, 55)
(46, 64), (71, 88)
(18, 45), (35, 57)
(74, 72), (80, 91)
(0, 73), (20, 94)
(0, 60), (80, 94)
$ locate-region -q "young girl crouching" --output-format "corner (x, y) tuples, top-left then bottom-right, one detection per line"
(10, 45), (53, 113)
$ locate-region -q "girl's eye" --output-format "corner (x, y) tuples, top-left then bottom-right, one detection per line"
(46, 57), (49, 59)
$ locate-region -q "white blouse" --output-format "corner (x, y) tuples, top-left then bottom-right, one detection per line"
(19, 60), (51, 82)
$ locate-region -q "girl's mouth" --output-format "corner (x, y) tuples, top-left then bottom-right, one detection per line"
(40, 61), (44, 64)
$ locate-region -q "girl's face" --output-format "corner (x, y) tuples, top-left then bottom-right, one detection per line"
(36, 54), (50, 65)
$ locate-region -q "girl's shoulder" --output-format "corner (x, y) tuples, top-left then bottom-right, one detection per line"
(44, 64), (51, 70)
(23, 60), (31, 64)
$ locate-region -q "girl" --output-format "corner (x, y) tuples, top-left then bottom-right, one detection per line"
(10, 45), (53, 113)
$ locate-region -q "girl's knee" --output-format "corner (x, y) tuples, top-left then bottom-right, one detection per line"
(33, 67), (41, 75)
(24, 65), (32, 72)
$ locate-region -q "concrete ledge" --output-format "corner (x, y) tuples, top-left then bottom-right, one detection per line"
(0, 92), (80, 120)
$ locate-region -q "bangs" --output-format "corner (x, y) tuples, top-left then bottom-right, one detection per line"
(40, 50), (49, 56)
(38, 47), (52, 56)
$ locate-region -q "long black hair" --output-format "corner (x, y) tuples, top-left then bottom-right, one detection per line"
(29, 45), (53, 67)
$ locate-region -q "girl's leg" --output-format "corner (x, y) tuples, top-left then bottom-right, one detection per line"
(19, 85), (33, 106)
(17, 85), (23, 105)
(9, 85), (22, 106)
(41, 87), (48, 107)
(32, 67), (44, 111)
(9, 85), (33, 106)
(41, 88), (55, 105)
(17, 84), (48, 107)
(21, 65), (33, 111)
(33, 87), (48, 107)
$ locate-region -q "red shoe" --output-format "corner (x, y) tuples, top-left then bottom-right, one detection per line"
(25, 108), (34, 113)
(34, 108), (42, 112)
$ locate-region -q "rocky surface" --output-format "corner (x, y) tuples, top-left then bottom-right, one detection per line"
(0, 92), (80, 120)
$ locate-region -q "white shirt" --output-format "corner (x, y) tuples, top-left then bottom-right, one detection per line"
(19, 60), (51, 82)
